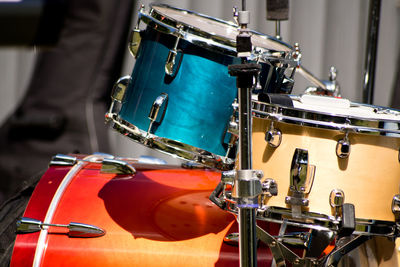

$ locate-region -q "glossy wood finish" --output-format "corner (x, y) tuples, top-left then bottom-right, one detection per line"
(253, 117), (400, 221)
(11, 157), (273, 266)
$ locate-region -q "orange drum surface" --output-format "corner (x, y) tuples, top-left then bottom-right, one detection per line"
(11, 155), (273, 266)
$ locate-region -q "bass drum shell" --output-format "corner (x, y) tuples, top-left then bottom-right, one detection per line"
(10, 155), (273, 266)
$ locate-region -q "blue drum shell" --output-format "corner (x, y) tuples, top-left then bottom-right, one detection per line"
(119, 28), (239, 157)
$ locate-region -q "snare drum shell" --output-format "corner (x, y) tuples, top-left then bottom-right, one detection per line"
(11, 155), (273, 266)
(253, 117), (400, 222)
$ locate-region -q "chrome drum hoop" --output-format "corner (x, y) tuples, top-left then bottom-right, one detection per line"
(252, 99), (400, 137)
(224, 202), (398, 238)
(109, 114), (234, 170)
(139, 4), (295, 63)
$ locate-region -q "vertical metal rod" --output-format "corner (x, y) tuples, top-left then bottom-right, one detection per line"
(362, 0), (381, 104)
(238, 85), (252, 170)
(235, 1), (257, 265)
(238, 80), (257, 267)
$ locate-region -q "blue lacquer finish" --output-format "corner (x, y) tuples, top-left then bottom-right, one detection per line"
(119, 29), (239, 156)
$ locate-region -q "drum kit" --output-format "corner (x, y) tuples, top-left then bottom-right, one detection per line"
(10, 1), (400, 267)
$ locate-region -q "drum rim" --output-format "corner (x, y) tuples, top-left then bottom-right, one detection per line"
(252, 99), (400, 137)
(108, 114), (234, 171)
(139, 4), (294, 60)
(224, 203), (397, 237)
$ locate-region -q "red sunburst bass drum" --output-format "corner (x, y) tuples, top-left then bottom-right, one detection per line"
(10, 154), (273, 266)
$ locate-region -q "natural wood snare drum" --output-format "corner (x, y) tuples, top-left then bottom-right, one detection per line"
(252, 95), (400, 224)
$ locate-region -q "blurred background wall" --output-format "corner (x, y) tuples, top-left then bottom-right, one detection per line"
(0, 0), (399, 160)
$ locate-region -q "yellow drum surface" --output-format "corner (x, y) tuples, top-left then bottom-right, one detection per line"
(252, 117), (400, 222)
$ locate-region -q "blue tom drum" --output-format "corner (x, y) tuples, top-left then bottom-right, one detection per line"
(106, 4), (296, 170)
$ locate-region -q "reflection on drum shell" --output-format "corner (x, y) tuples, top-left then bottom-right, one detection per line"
(252, 117), (400, 222)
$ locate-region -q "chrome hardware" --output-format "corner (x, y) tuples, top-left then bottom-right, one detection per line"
(285, 148), (316, 217)
(336, 133), (351, 158)
(17, 217), (105, 238)
(330, 189), (345, 218)
(147, 93), (168, 135)
(304, 66), (341, 97)
(101, 158), (136, 175)
(106, 76), (131, 121)
(261, 178), (278, 197)
(232, 6), (239, 25)
(138, 155), (167, 165)
(392, 194), (400, 221)
(232, 170), (263, 208)
(227, 99), (239, 136)
(165, 25), (183, 76)
(49, 154), (77, 166)
(265, 121), (282, 148)
(292, 43), (302, 62)
(276, 232), (311, 248)
(181, 161), (207, 169)
(111, 76), (131, 103)
(224, 232), (239, 246)
(221, 170), (236, 186)
(129, 5), (145, 57)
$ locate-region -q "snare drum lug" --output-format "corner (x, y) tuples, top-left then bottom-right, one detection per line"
(286, 149), (315, 216)
(330, 189), (345, 218)
(265, 121), (282, 148)
(265, 128), (282, 148)
(336, 136), (351, 159)
(391, 194), (400, 221)
(101, 158), (136, 175)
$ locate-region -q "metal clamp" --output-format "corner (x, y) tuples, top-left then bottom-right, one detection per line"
(232, 169), (263, 208)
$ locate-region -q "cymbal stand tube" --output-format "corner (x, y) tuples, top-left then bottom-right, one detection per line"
(228, 2), (262, 266)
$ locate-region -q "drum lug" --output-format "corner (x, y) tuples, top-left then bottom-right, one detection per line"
(106, 76), (131, 121)
(336, 133), (351, 158)
(285, 148), (316, 217)
(101, 158), (136, 175)
(329, 189), (345, 218)
(391, 194), (400, 221)
(165, 25), (183, 76)
(129, 5), (145, 58)
(49, 154), (77, 166)
(147, 93), (168, 135)
(17, 217), (105, 238)
(265, 121), (282, 148)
